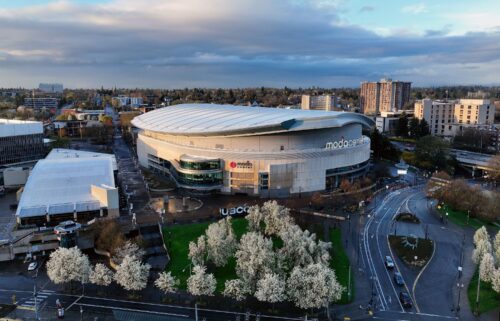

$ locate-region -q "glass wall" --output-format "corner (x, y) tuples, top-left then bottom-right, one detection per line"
(179, 159), (220, 170)
(176, 171), (223, 187)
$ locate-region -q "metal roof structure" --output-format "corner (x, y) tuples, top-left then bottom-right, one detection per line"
(0, 118), (43, 138)
(47, 148), (118, 171)
(132, 104), (374, 137)
(16, 156), (115, 218)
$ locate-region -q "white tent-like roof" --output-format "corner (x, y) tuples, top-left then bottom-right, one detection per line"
(16, 156), (115, 218)
(131, 104), (374, 137)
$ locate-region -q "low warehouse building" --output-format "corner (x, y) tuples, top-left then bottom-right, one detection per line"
(16, 149), (119, 226)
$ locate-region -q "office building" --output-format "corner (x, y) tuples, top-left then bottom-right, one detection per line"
(132, 104), (374, 197)
(39, 83), (63, 93)
(414, 98), (495, 137)
(301, 95), (337, 111)
(0, 119), (45, 167)
(360, 79), (411, 115)
(24, 97), (59, 109)
(375, 111), (414, 134)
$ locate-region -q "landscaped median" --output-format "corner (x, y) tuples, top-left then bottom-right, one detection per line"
(388, 235), (433, 268)
(162, 201), (355, 309)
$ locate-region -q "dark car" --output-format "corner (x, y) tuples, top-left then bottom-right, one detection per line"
(393, 272), (404, 286)
(399, 291), (412, 308)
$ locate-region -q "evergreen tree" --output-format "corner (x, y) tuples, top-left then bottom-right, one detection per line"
(418, 118), (430, 137)
(408, 117), (420, 138)
(396, 112), (409, 137)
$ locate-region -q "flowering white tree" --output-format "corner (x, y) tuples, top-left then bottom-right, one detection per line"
(188, 235), (207, 266)
(472, 239), (492, 264)
(254, 273), (286, 303)
(479, 253), (496, 283)
(89, 263), (113, 286)
(187, 265), (216, 296)
(246, 205), (264, 232)
(114, 255), (151, 291)
(206, 217), (237, 267)
(155, 271), (178, 294)
(235, 232), (276, 290)
(473, 226), (490, 247)
(223, 279), (248, 301)
(287, 263), (344, 309)
(113, 240), (145, 264)
(279, 224), (331, 269)
(492, 268), (500, 293)
(494, 231), (500, 262)
(47, 247), (91, 285)
(261, 201), (294, 236)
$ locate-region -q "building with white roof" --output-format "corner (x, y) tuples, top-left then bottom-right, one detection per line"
(16, 149), (119, 226)
(132, 104), (374, 197)
(0, 119), (45, 168)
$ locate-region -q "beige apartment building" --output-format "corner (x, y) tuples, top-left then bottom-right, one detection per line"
(360, 79), (411, 115)
(301, 94), (337, 111)
(414, 98), (495, 137)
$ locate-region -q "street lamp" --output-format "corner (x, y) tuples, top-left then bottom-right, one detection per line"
(467, 210), (470, 225)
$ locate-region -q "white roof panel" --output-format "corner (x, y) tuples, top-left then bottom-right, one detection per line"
(47, 148), (117, 171)
(16, 157), (115, 218)
(131, 104), (374, 136)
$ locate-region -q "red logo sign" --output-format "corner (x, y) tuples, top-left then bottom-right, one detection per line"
(230, 161), (237, 168)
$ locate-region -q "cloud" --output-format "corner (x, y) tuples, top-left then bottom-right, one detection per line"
(402, 3), (427, 14)
(0, 0), (498, 88)
(359, 5), (374, 13)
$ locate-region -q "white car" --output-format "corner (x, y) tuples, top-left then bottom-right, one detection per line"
(385, 256), (395, 269)
(28, 262), (38, 271)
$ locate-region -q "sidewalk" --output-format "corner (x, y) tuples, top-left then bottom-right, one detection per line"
(330, 190), (392, 320)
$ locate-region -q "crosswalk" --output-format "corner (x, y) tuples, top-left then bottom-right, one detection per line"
(19, 289), (55, 310)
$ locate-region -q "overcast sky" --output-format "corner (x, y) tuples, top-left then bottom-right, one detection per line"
(0, 0), (499, 88)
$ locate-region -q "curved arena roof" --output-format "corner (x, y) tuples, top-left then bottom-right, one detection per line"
(132, 104), (374, 136)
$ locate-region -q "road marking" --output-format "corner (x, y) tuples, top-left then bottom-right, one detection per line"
(375, 193), (412, 312)
(412, 235), (437, 313)
(76, 303), (190, 318)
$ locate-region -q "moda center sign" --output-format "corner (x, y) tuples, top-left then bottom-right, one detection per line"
(220, 204), (250, 217)
(229, 160), (253, 169)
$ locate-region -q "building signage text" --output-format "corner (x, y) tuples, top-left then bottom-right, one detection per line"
(220, 205), (250, 217)
(325, 137), (365, 150)
(229, 161), (253, 169)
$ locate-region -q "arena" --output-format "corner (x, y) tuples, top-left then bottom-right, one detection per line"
(132, 104), (374, 197)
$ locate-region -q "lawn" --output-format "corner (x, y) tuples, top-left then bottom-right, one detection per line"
(163, 218), (248, 292)
(467, 269), (500, 315)
(436, 204), (499, 231)
(164, 219), (354, 303)
(329, 228), (354, 304)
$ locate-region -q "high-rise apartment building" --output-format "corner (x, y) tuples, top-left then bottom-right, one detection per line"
(301, 95), (337, 111)
(360, 79), (411, 115)
(414, 98), (494, 137)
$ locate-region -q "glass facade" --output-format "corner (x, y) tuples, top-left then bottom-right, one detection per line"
(0, 134), (46, 166)
(179, 159), (220, 170)
(147, 154), (222, 189)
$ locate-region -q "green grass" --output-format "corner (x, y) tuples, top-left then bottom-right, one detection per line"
(437, 204), (499, 231)
(163, 218), (248, 292)
(467, 268), (500, 315)
(164, 219), (354, 303)
(329, 228), (354, 304)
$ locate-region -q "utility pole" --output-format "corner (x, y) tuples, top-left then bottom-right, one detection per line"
(195, 303), (198, 321)
(475, 277), (481, 315)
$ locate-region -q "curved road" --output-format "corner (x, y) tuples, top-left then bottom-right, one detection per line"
(362, 186), (465, 321)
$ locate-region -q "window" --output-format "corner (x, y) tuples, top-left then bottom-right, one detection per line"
(280, 145), (285, 151)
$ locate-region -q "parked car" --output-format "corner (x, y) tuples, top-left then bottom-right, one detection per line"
(393, 272), (404, 286)
(27, 262), (38, 271)
(399, 291), (412, 308)
(385, 256), (395, 269)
